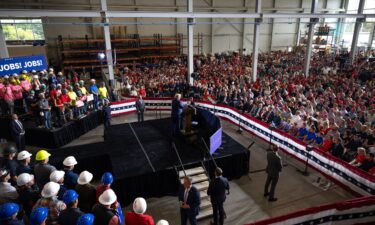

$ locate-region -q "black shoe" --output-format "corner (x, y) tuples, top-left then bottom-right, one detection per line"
(268, 198), (278, 202)
(263, 193), (269, 197)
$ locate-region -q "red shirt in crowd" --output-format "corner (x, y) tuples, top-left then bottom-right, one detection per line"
(96, 184), (110, 202)
(125, 212), (154, 225)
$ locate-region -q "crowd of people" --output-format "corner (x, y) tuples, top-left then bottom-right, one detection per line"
(0, 69), (111, 129)
(0, 145), (170, 225)
(120, 50), (375, 175)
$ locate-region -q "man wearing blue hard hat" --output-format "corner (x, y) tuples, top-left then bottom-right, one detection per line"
(95, 172), (113, 202)
(59, 190), (84, 225)
(76, 213), (94, 225)
(0, 202), (24, 224)
(30, 207), (48, 225)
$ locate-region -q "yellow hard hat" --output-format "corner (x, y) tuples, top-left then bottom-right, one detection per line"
(36, 150), (51, 161)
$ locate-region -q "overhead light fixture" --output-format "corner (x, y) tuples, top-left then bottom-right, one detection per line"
(98, 52), (105, 59)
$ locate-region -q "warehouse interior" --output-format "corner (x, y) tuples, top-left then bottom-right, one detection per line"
(0, 0), (375, 225)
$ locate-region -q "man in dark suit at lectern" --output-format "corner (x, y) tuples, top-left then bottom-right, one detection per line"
(10, 113), (25, 150)
(264, 145), (282, 202)
(171, 93), (185, 135)
(207, 167), (229, 225)
(179, 176), (200, 225)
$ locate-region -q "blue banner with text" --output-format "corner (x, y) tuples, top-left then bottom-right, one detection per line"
(0, 55), (47, 76)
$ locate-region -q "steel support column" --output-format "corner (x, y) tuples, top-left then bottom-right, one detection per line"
(187, 0), (194, 85)
(295, 0), (303, 46)
(349, 0), (365, 64)
(0, 26), (9, 58)
(252, 0), (261, 82)
(303, 0), (318, 77)
(100, 0), (114, 86)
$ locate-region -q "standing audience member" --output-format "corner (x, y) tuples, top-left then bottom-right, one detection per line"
(17, 173), (39, 217)
(16, 150), (33, 175)
(10, 114), (25, 151)
(178, 176), (201, 225)
(33, 181), (67, 224)
(59, 190), (84, 225)
(75, 171), (96, 213)
(29, 207), (49, 225)
(135, 95), (145, 123)
(92, 189), (120, 225)
(207, 167), (230, 225)
(89, 79), (99, 110)
(76, 213), (95, 225)
(0, 203), (24, 225)
(34, 150), (56, 189)
(62, 156), (79, 189)
(98, 82), (108, 106)
(96, 172), (113, 202)
(50, 170), (67, 201)
(156, 220), (169, 225)
(38, 93), (52, 130)
(0, 168), (19, 204)
(125, 197), (154, 225)
(264, 146), (282, 202)
(2, 146), (18, 184)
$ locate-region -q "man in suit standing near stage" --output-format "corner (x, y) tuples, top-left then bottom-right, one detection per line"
(179, 176), (200, 225)
(264, 145), (282, 202)
(135, 95), (145, 122)
(207, 167), (229, 225)
(171, 93), (185, 135)
(102, 99), (111, 140)
(10, 113), (25, 151)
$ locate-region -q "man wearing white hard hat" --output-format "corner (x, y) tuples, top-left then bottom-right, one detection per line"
(156, 220), (169, 225)
(62, 156), (79, 189)
(50, 170), (67, 201)
(92, 189), (120, 225)
(16, 150), (33, 175)
(17, 173), (39, 216)
(33, 181), (67, 224)
(75, 171), (96, 213)
(125, 197), (154, 225)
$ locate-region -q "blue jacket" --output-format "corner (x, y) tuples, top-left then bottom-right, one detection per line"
(178, 185), (200, 216)
(171, 99), (184, 118)
(16, 164), (33, 176)
(207, 176), (230, 203)
(63, 170), (78, 189)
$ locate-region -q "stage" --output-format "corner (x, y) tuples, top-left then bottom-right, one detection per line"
(0, 110), (102, 148)
(49, 118), (250, 205)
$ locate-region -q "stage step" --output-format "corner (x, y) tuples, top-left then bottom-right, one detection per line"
(200, 198), (211, 210)
(181, 173), (209, 184)
(179, 167), (205, 178)
(197, 207), (214, 221)
(195, 181), (209, 191)
(179, 166), (213, 220)
(200, 191), (209, 200)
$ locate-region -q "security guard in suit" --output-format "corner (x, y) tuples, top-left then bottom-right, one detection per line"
(207, 167), (229, 225)
(264, 145), (282, 202)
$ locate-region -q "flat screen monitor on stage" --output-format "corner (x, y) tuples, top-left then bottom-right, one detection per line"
(210, 127), (222, 155)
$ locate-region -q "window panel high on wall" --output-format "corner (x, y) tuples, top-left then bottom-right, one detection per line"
(341, 0), (375, 48)
(0, 19), (44, 41)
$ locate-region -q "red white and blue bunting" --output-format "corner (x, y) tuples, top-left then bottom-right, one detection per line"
(247, 196), (375, 225)
(110, 98), (375, 196)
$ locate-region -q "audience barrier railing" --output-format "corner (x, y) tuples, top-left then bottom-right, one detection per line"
(110, 97), (375, 196)
(246, 196), (375, 225)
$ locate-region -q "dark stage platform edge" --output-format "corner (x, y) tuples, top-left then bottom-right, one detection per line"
(0, 111), (102, 148)
(49, 118), (250, 205)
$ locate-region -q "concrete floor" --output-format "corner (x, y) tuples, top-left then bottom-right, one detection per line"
(30, 112), (354, 224)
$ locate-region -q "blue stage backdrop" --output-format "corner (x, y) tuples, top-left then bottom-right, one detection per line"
(0, 55), (47, 76)
(210, 127), (222, 155)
